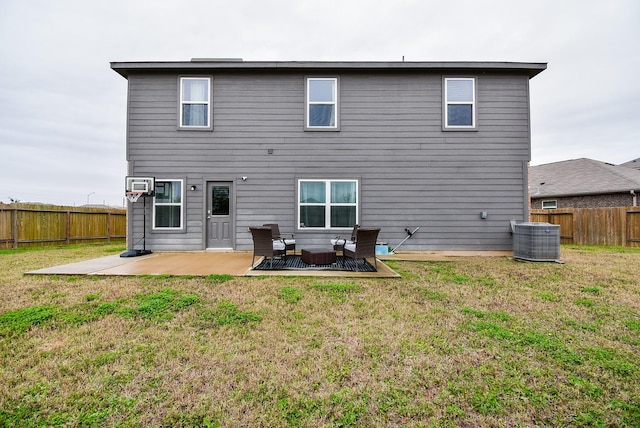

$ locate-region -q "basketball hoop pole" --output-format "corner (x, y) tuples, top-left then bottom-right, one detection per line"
(120, 192), (153, 258)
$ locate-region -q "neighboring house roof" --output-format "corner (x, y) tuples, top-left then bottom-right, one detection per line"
(110, 59), (547, 78)
(530, 158), (640, 198)
(620, 158), (640, 170)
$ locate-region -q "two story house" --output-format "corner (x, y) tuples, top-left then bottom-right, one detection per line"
(111, 59), (546, 252)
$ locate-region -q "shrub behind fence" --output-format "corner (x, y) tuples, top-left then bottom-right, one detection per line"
(0, 203), (126, 249)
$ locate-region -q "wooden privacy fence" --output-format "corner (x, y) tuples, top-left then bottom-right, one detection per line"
(531, 207), (640, 247)
(0, 203), (126, 249)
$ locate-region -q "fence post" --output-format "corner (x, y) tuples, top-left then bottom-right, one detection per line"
(66, 211), (71, 245)
(12, 205), (18, 249)
(107, 212), (111, 243)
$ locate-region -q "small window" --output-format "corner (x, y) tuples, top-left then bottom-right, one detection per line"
(444, 77), (476, 129)
(211, 186), (230, 216)
(298, 179), (357, 229)
(542, 200), (557, 210)
(153, 180), (183, 229)
(306, 78), (338, 130)
(179, 77), (211, 129)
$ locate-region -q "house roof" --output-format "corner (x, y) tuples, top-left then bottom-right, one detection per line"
(530, 158), (640, 198)
(110, 59), (546, 79)
(620, 158), (640, 170)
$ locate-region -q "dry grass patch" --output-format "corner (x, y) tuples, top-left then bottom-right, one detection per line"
(0, 243), (639, 426)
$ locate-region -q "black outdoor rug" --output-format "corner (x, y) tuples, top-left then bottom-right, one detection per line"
(253, 255), (376, 272)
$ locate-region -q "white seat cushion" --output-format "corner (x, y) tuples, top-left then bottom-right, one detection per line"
(273, 241), (286, 250)
(344, 242), (356, 252)
(331, 239), (353, 246)
(283, 239), (296, 246)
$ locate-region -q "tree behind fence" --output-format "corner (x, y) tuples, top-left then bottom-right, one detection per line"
(0, 203), (126, 249)
(530, 206), (640, 247)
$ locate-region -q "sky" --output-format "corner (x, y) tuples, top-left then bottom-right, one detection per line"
(1, 0), (638, 207)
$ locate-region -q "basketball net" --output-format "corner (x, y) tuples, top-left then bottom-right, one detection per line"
(126, 191), (143, 203)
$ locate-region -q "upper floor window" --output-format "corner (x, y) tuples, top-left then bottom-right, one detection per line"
(298, 179), (357, 229)
(179, 77), (211, 129)
(153, 179), (183, 229)
(444, 77), (476, 129)
(306, 77), (338, 130)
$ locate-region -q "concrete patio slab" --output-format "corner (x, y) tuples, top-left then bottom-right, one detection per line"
(378, 250), (512, 261)
(26, 251), (400, 277)
(26, 254), (147, 275)
(27, 252), (254, 277)
(25, 250), (510, 278)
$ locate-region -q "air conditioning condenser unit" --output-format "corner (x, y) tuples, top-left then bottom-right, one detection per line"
(513, 222), (561, 262)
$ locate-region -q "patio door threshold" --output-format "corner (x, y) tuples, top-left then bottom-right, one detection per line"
(205, 247), (234, 252)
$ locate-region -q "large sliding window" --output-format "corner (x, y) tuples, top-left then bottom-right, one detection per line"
(298, 179), (357, 229)
(153, 179), (183, 229)
(305, 77), (338, 130)
(444, 77), (476, 129)
(179, 77), (211, 129)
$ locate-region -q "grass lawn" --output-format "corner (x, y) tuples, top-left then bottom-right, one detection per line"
(0, 244), (639, 427)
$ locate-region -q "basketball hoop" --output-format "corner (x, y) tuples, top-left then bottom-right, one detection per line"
(121, 176), (156, 258)
(126, 191), (143, 203)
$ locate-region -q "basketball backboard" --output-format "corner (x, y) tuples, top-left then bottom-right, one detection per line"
(125, 176), (155, 195)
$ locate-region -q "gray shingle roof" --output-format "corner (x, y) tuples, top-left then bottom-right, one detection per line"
(530, 158), (640, 198)
(620, 158), (640, 170)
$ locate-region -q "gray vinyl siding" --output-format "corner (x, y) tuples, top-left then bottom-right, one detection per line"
(125, 70), (532, 251)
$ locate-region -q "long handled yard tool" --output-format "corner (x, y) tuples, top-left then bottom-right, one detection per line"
(390, 227), (420, 253)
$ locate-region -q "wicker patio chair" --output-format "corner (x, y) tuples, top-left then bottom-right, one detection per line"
(250, 226), (286, 268)
(343, 227), (380, 271)
(263, 223), (296, 254)
(331, 224), (359, 251)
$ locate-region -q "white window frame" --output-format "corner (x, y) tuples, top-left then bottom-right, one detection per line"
(541, 200), (558, 210)
(298, 179), (358, 230)
(179, 77), (212, 129)
(153, 179), (184, 230)
(305, 77), (339, 130)
(443, 77), (477, 130)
